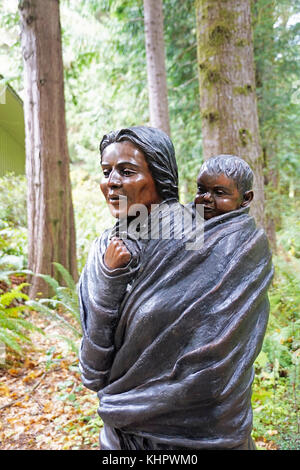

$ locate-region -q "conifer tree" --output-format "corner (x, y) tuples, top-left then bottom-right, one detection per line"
(19, 0), (78, 297)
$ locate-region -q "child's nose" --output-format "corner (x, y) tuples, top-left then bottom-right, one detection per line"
(203, 191), (213, 201)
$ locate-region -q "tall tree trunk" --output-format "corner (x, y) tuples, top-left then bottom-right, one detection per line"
(253, 0), (278, 251)
(143, 0), (170, 136)
(263, 147), (278, 251)
(195, 0), (265, 227)
(19, 0), (78, 298)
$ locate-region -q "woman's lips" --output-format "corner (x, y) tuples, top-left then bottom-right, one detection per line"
(108, 194), (127, 205)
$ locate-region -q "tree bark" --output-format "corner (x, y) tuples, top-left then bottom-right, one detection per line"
(195, 0), (265, 227)
(263, 147), (278, 252)
(253, 0), (278, 251)
(19, 0), (78, 298)
(143, 0), (170, 136)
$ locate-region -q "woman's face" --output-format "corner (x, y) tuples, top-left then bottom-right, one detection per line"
(100, 141), (162, 218)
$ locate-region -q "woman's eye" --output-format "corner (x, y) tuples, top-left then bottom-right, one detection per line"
(122, 169), (134, 176)
(102, 169), (110, 178)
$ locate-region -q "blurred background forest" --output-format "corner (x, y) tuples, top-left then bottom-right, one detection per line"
(0, 0), (299, 450)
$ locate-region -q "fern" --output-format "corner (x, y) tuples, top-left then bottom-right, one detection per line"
(53, 262), (76, 290)
(2, 264), (82, 353)
(0, 286), (29, 307)
(25, 263), (82, 352)
(27, 299), (81, 338)
(0, 283), (44, 356)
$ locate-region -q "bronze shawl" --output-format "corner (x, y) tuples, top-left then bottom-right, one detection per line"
(79, 204), (273, 450)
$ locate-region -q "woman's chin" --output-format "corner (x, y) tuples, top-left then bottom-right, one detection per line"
(108, 207), (127, 219)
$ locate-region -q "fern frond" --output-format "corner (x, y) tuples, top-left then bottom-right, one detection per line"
(27, 299), (81, 337)
(53, 262), (76, 290)
(55, 335), (79, 354)
(0, 330), (23, 354)
(0, 284), (29, 307)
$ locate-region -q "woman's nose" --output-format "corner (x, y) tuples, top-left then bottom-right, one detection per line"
(107, 170), (122, 187)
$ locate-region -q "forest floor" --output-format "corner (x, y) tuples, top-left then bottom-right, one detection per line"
(0, 310), (101, 450)
(0, 309), (278, 451)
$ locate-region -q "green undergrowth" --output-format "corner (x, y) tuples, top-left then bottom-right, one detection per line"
(252, 253), (300, 450)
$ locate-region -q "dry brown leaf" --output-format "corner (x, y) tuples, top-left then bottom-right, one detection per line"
(7, 368), (22, 377)
(23, 359), (37, 369)
(0, 384), (10, 396)
(42, 402), (53, 413)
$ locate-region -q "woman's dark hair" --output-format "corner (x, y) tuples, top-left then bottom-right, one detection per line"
(199, 154), (254, 195)
(99, 126), (179, 201)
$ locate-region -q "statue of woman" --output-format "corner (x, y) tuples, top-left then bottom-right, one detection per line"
(78, 126), (273, 450)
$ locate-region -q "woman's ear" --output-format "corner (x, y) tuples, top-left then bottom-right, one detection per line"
(241, 190), (254, 207)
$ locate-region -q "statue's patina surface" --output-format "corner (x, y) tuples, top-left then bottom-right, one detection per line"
(78, 127), (273, 450)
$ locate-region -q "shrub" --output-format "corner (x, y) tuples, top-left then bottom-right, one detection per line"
(252, 254), (300, 449)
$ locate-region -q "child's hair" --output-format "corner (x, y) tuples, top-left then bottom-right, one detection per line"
(199, 154), (254, 195)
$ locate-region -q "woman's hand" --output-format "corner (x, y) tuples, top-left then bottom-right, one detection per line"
(104, 237), (131, 270)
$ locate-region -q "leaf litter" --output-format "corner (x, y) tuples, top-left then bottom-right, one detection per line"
(0, 311), (102, 450)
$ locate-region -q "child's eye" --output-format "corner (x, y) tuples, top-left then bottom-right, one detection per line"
(102, 169), (110, 178)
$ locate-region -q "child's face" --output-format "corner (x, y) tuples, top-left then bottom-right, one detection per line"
(194, 171), (244, 220)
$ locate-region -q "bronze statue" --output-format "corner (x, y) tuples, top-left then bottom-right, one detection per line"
(194, 154), (254, 219)
(78, 127), (273, 450)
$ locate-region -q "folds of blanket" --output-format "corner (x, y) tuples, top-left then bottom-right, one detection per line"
(79, 203), (274, 450)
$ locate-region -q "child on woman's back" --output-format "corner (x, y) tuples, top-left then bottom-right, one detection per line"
(194, 154), (254, 220)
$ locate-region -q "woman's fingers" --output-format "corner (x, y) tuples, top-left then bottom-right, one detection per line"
(104, 237), (131, 269)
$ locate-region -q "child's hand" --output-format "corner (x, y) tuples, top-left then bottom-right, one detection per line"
(104, 237), (131, 270)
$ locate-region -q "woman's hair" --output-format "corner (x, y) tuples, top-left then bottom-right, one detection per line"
(99, 126), (179, 201)
(199, 154), (254, 195)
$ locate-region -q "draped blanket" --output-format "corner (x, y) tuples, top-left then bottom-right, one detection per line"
(79, 203), (274, 450)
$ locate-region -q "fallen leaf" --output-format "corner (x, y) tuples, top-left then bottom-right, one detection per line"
(0, 384), (10, 396)
(24, 359), (37, 369)
(43, 402), (53, 413)
(8, 368), (21, 377)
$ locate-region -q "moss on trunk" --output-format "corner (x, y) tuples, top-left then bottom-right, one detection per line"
(195, 0), (265, 227)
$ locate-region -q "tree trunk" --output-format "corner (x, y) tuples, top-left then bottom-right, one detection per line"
(253, 0), (278, 251)
(19, 0), (78, 298)
(195, 0), (265, 227)
(263, 148), (278, 252)
(143, 0), (170, 136)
